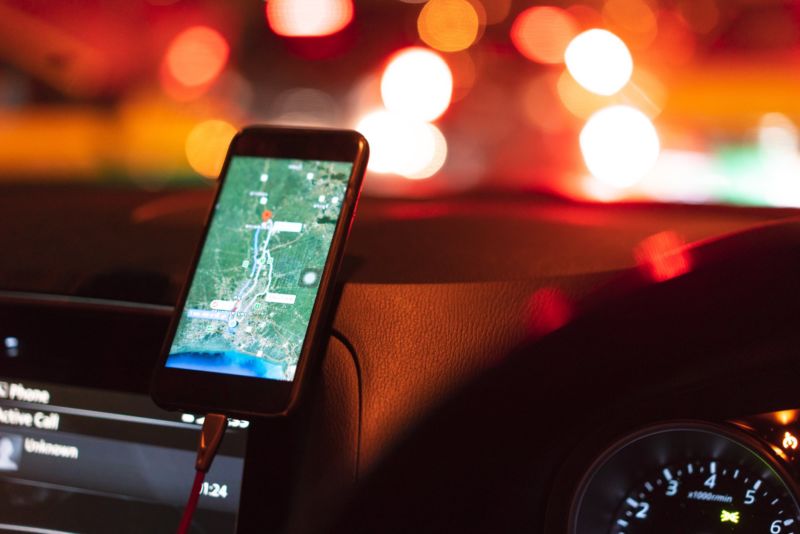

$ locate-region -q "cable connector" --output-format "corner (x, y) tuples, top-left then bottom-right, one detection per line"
(195, 413), (227, 472)
(177, 413), (229, 534)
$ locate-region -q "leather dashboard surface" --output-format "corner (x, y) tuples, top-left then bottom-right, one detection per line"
(2, 186), (800, 531)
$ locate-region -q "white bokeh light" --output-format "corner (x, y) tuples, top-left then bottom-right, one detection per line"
(381, 47), (453, 122)
(565, 29), (633, 96)
(406, 122), (447, 179)
(266, 0), (353, 37)
(356, 110), (446, 179)
(580, 105), (660, 188)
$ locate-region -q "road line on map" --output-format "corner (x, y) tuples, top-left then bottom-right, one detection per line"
(237, 221), (274, 305)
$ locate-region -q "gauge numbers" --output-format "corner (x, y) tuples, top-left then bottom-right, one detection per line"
(572, 423), (800, 534)
(612, 459), (797, 533)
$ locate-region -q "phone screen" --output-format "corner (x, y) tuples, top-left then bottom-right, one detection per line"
(165, 156), (353, 382)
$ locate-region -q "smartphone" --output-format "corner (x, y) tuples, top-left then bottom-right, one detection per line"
(151, 126), (368, 417)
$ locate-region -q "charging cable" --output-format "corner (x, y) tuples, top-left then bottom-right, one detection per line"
(177, 413), (228, 534)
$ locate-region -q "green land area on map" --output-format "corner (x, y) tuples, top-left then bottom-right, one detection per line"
(169, 156), (351, 379)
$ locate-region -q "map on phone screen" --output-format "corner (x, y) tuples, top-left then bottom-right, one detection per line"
(165, 156), (353, 381)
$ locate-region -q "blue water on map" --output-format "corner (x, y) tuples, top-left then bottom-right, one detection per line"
(166, 351), (287, 380)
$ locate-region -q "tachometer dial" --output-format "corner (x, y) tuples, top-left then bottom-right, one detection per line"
(572, 423), (800, 534)
(611, 459), (795, 532)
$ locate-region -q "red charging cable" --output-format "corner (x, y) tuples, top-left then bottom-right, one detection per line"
(177, 471), (206, 534)
(177, 414), (228, 534)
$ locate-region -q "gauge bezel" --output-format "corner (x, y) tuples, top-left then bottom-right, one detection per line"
(568, 419), (800, 533)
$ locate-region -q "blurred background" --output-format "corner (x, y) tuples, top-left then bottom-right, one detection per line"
(2, 0), (800, 206)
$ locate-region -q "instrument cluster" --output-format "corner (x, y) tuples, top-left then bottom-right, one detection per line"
(571, 413), (800, 533)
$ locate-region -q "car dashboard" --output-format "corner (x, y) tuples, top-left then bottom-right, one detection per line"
(2, 184), (800, 533)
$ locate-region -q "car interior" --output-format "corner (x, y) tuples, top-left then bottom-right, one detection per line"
(3, 1), (800, 533)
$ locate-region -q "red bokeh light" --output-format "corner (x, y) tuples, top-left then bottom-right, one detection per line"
(511, 6), (579, 64)
(526, 287), (573, 337)
(267, 0), (354, 38)
(634, 231), (692, 282)
(164, 26), (229, 88)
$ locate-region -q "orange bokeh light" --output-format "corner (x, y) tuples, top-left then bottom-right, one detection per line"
(556, 70), (608, 119)
(775, 410), (798, 426)
(266, 0), (354, 37)
(418, 0), (481, 52)
(511, 6), (579, 64)
(185, 119), (237, 179)
(164, 26), (229, 88)
(602, 0), (658, 49)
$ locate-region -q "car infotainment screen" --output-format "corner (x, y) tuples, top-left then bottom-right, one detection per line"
(0, 377), (247, 534)
(165, 156), (352, 382)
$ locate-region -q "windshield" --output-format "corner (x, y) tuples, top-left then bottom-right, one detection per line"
(0, 0), (797, 205)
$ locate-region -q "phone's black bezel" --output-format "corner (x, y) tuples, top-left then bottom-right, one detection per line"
(151, 126), (368, 417)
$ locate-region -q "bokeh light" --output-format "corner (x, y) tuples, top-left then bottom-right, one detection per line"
(758, 113), (800, 208)
(407, 123), (448, 179)
(511, 6), (579, 64)
(581, 175), (627, 203)
(418, 0), (481, 53)
(447, 51), (477, 102)
(266, 0), (354, 37)
(602, 0), (658, 49)
(209, 70), (256, 118)
(381, 47), (453, 122)
(556, 70), (609, 119)
(758, 112), (797, 153)
(356, 110), (446, 179)
(526, 287), (572, 337)
(565, 29), (633, 96)
(483, 0), (512, 25)
(579, 105), (660, 188)
(636, 150), (720, 205)
(554, 67), (665, 120)
(624, 68), (667, 118)
(118, 90), (198, 178)
(634, 231), (692, 282)
(271, 87), (339, 126)
(356, 110), (406, 174)
(566, 4), (603, 28)
(185, 119), (237, 179)
(163, 26), (229, 88)
(650, 11), (696, 66)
